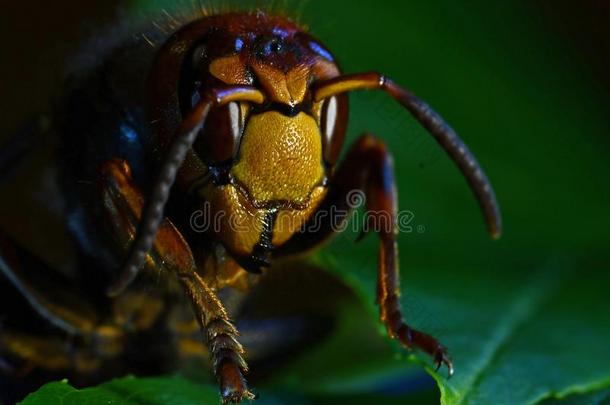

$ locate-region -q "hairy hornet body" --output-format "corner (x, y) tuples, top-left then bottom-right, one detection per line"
(0, 9), (501, 404)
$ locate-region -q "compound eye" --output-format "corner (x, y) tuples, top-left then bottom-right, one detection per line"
(194, 101), (247, 164)
(320, 95), (348, 166)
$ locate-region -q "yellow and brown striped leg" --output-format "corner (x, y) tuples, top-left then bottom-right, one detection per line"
(280, 134), (453, 375)
(180, 272), (254, 403)
(100, 159), (254, 403)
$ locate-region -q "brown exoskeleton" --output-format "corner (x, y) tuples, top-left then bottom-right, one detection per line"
(0, 9), (501, 404)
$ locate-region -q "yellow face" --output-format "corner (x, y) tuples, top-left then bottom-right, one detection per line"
(227, 57), (333, 205)
(195, 53), (339, 266)
(155, 15), (353, 276)
(232, 111), (325, 204)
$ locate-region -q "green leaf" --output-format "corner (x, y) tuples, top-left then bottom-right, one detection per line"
(20, 376), (440, 405)
(20, 376), (219, 405)
(539, 387), (610, 405)
(315, 238), (610, 405)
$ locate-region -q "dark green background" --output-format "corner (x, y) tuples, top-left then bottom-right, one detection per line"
(2, 1), (610, 404)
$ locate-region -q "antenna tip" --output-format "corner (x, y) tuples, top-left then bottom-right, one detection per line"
(490, 225), (502, 240)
